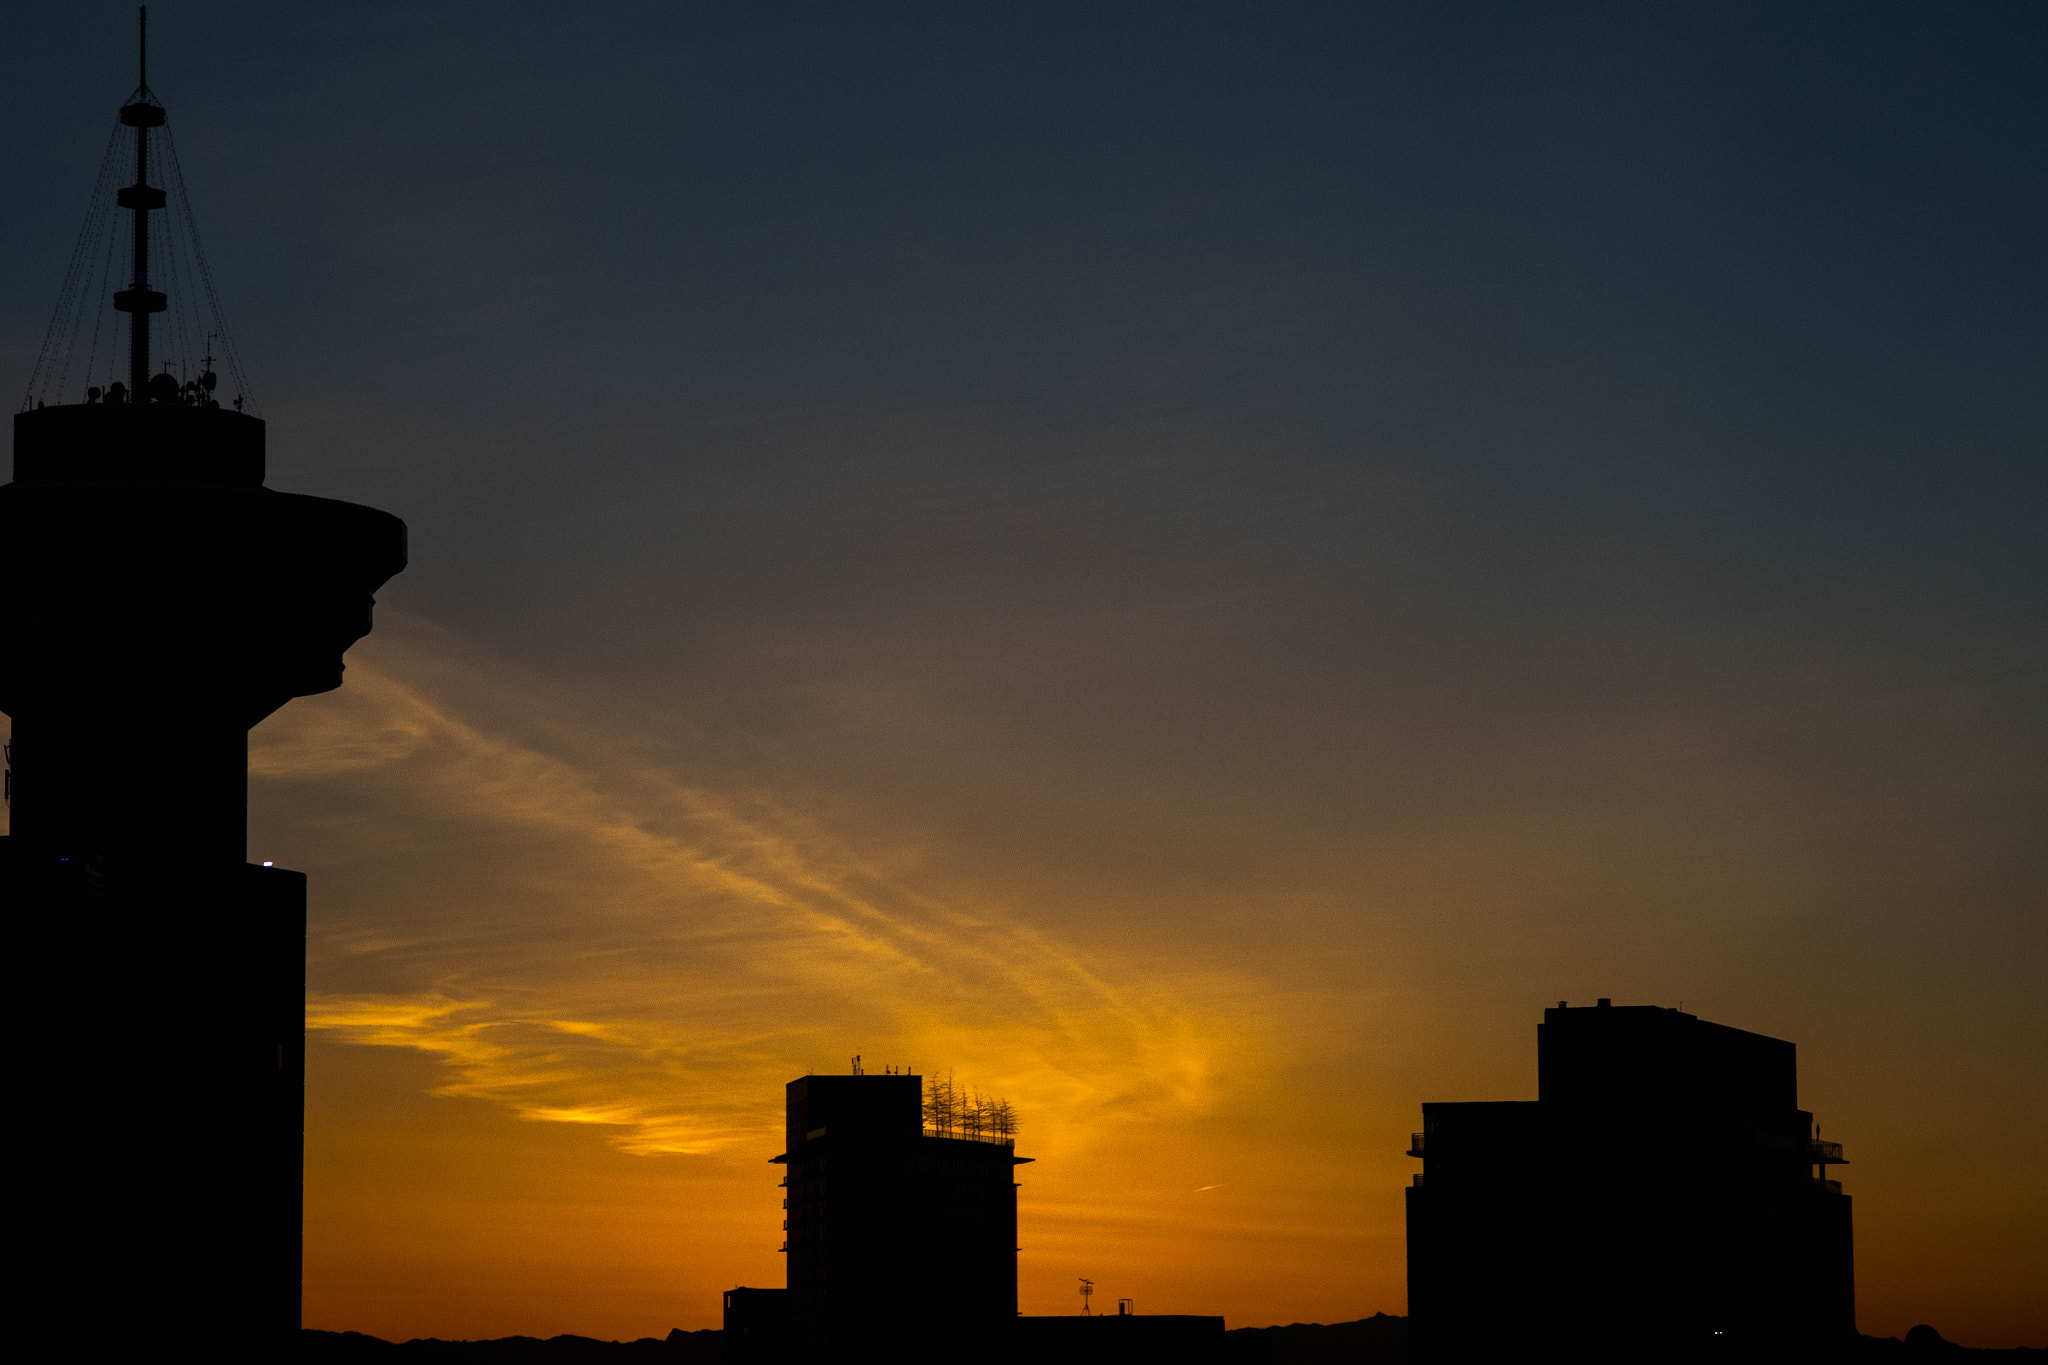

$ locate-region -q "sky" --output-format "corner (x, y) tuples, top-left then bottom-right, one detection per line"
(3, 0), (2044, 1347)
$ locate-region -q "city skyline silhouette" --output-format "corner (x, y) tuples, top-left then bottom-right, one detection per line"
(3, 2), (2043, 1351)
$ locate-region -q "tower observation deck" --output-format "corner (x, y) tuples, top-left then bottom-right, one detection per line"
(1, 10), (406, 1354)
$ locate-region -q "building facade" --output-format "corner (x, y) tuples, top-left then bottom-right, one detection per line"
(1406, 1001), (1853, 1363)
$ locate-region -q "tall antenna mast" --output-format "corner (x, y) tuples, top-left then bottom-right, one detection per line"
(114, 6), (167, 398)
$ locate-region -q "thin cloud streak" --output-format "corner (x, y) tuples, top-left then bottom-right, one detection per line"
(258, 617), (1261, 1158)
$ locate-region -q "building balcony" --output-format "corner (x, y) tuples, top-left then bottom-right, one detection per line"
(1408, 1132), (1425, 1157)
(1809, 1139), (1846, 1164)
(1814, 1178), (1843, 1195)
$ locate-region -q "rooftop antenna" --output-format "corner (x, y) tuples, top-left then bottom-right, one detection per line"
(1079, 1277), (1094, 1315)
(114, 6), (167, 399)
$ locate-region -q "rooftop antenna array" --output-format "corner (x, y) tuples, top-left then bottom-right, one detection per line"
(22, 5), (252, 414)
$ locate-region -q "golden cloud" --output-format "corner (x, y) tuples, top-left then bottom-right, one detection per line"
(260, 618), (1263, 1160)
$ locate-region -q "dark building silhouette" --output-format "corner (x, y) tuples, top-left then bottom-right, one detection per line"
(1, 10), (404, 1354)
(1405, 1001), (1854, 1364)
(722, 1286), (790, 1354)
(726, 1070), (1255, 1362)
(774, 1073), (1030, 1340)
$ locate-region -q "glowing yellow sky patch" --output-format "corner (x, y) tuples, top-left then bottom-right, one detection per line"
(272, 621), (1264, 1172)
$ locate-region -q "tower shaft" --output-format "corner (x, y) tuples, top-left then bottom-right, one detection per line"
(0, 424), (404, 1354)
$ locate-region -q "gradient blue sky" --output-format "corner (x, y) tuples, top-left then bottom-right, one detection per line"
(5, 1), (2044, 1346)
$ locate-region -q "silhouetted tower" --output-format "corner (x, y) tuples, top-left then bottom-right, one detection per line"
(1, 10), (405, 1353)
(1405, 1001), (1854, 1365)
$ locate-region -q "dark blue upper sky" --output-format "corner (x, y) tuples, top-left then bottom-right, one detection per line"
(4, 0), (2043, 925)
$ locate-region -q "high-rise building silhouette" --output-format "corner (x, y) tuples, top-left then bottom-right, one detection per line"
(1, 10), (405, 1353)
(1405, 1001), (1854, 1364)
(766, 1072), (1031, 1342)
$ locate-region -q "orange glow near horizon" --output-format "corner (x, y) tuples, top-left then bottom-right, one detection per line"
(253, 618), (2045, 1348)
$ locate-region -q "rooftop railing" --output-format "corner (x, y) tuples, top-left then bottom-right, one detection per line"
(924, 1128), (1015, 1147)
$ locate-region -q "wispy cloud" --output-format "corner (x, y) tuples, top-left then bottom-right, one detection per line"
(258, 617), (1255, 1158)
